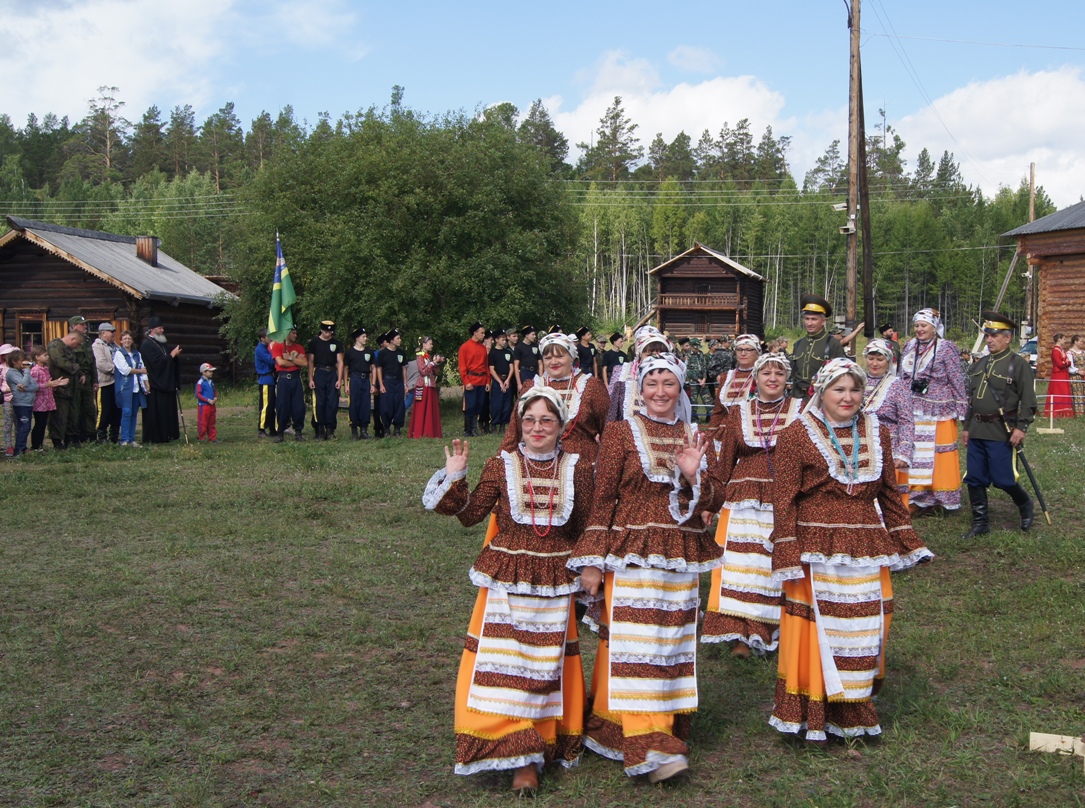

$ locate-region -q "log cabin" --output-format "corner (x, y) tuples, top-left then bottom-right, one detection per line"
(1004, 200), (1085, 378)
(0, 216), (236, 383)
(648, 242), (765, 338)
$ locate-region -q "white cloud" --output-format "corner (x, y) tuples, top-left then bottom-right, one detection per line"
(553, 51), (789, 157)
(896, 67), (1085, 207)
(0, 0), (366, 126)
(0, 0), (231, 124)
(668, 45), (722, 75)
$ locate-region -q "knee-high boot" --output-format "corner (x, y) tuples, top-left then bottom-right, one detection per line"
(961, 485), (990, 539)
(1004, 483), (1035, 531)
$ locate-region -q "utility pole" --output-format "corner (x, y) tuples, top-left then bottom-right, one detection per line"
(1024, 161), (1036, 330)
(845, 0), (861, 330)
(858, 64), (875, 338)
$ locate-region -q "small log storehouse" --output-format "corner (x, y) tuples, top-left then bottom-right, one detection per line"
(1003, 199), (1085, 378)
(0, 216), (236, 383)
(648, 242), (765, 339)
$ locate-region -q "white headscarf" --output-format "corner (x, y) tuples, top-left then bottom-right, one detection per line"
(517, 384), (569, 426)
(912, 308), (944, 339)
(538, 331), (577, 358)
(808, 357), (867, 414)
(637, 353), (691, 423)
(752, 351), (792, 380)
(733, 334), (762, 354)
(863, 337), (898, 376)
(633, 326), (671, 358)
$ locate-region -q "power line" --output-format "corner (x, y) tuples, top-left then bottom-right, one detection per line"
(867, 32), (1085, 52)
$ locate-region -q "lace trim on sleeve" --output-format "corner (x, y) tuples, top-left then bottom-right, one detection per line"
(422, 467), (468, 511)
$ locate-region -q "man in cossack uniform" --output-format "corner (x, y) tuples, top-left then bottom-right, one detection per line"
(961, 311), (1037, 538)
(789, 294), (844, 404)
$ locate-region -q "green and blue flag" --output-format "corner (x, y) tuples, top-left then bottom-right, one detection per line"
(267, 234), (296, 341)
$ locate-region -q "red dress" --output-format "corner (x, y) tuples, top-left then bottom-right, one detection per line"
(1045, 345), (1074, 418)
(408, 353), (443, 438)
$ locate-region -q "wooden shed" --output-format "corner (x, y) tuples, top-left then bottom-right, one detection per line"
(0, 216), (236, 383)
(1004, 200), (1085, 378)
(648, 243), (765, 338)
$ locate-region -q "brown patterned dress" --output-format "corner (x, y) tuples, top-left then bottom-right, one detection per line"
(501, 372), (610, 462)
(567, 413), (724, 777)
(423, 445), (594, 775)
(768, 412), (932, 741)
(704, 367), (755, 440)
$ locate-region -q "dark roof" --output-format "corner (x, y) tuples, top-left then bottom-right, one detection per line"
(1, 216), (236, 305)
(1003, 199), (1085, 237)
(648, 242), (764, 280)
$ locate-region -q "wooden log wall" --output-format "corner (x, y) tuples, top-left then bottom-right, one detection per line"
(1036, 256), (1085, 378)
(0, 238), (232, 384)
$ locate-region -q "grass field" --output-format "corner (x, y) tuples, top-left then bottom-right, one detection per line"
(2, 387), (1083, 807)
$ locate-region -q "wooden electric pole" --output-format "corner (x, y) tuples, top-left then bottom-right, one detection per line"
(858, 64), (875, 338)
(845, 0), (862, 330)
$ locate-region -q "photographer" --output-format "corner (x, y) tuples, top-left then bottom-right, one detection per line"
(900, 308), (969, 517)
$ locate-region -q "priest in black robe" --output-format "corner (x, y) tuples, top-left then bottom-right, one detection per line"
(140, 316), (182, 443)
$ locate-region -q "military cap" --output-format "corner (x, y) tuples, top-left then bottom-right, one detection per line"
(548, 324), (563, 334)
(800, 294), (833, 318)
(575, 326), (591, 339)
(981, 311), (1017, 333)
(520, 325), (536, 336)
(689, 337), (702, 348)
(351, 326), (367, 340)
(878, 322), (894, 335)
(468, 321), (485, 335)
(68, 315), (88, 326)
(320, 320), (335, 331)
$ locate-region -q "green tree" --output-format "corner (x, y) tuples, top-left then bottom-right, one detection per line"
(128, 105), (167, 180)
(165, 105), (198, 178)
(576, 96), (643, 183)
(199, 102), (244, 192)
(517, 99), (569, 174)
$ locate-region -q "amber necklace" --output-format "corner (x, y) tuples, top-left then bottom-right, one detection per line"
(523, 453), (559, 537)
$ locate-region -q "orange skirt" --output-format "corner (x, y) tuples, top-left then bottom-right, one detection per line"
(770, 565), (893, 741)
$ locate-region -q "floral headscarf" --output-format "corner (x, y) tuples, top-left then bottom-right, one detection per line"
(912, 308), (944, 339)
(517, 384), (568, 426)
(808, 357), (867, 414)
(752, 351), (792, 380)
(637, 353), (691, 423)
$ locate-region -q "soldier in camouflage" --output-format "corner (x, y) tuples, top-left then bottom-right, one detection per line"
(67, 315), (99, 447)
(686, 337), (710, 423)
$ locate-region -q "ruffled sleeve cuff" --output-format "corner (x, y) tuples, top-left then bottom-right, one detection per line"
(422, 467), (469, 514)
(567, 526), (610, 571)
(770, 536), (804, 582)
(668, 465), (703, 525)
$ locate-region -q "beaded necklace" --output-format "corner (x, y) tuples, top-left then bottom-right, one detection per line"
(817, 412), (860, 495)
(754, 397), (786, 478)
(523, 453), (559, 537)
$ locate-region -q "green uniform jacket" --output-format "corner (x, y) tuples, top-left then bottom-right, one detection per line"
(47, 338), (80, 399)
(74, 339), (96, 389)
(964, 348), (1037, 441)
(686, 349), (708, 385)
(789, 328), (844, 398)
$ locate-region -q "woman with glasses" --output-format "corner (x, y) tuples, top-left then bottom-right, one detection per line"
(568, 353), (723, 783)
(501, 331), (609, 462)
(423, 385), (594, 794)
(769, 358), (931, 744)
(702, 352), (801, 657)
(900, 308), (968, 516)
(703, 334), (762, 441)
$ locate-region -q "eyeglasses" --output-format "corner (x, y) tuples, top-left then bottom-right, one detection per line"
(521, 416), (560, 429)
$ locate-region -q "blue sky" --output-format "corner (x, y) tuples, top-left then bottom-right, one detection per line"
(2, 0), (1084, 205)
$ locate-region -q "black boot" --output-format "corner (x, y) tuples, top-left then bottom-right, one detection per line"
(360, 426), (370, 440)
(1005, 483), (1035, 531)
(393, 426), (401, 438)
(961, 485), (990, 539)
(464, 413), (472, 438)
(351, 425), (359, 441)
(52, 439), (66, 452)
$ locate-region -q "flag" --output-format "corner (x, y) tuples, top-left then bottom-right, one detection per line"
(268, 234), (297, 341)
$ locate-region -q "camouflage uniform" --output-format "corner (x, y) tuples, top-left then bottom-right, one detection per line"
(686, 339), (710, 423)
(706, 344), (735, 387)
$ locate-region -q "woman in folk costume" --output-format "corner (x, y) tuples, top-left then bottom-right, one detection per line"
(769, 358), (932, 743)
(702, 352), (802, 657)
(408, 336), (445, 439)
(1044, 333), (1074, 418)
(862, 338), (915, 507)
(501, 331), (609, 463)
(899, 308), (968, 515)
(703, 333), (762, 440)
(606, 326), (672, 422)
(423, 386), (594, 793)
(568, 353), (724, 783)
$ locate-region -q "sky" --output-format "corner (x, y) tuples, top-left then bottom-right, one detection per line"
(2, 0), (1084, 207)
